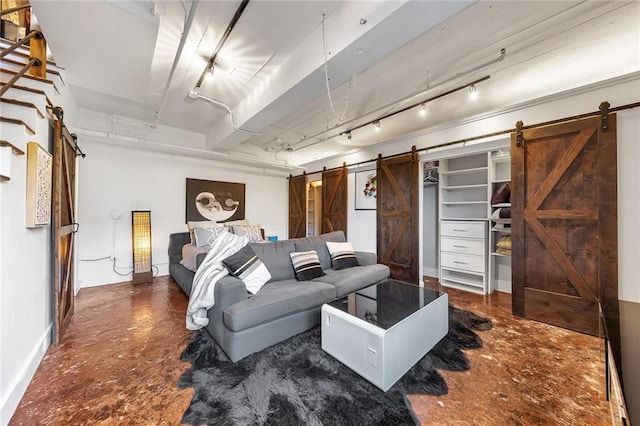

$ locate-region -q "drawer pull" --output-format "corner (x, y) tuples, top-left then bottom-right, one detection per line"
(453, 245), (468, 249)
(453, 261), (469, 265)
(452, 229), (467, 232)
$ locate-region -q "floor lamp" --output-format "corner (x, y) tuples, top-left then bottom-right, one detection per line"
(132, 210), (152, 284)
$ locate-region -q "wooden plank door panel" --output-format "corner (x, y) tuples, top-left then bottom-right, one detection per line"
(52, 111), (77, 345)
(322, 165), (347, 235)
(512, 115), (618, 339)
(288, 174), (306, 239)
(376, 149), (419, 284)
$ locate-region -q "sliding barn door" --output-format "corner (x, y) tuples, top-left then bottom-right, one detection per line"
(51, 108), (78, 345)
(321, 165), (348, 235)
(512, 115), (618, 339)
(376, 149), (419, 284)
(288, 174), (307, 238)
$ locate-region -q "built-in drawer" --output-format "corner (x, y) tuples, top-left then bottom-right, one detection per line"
(441, 237), (485, 256)
(441, 221), (485, 239)
(441, 252), (485, 274)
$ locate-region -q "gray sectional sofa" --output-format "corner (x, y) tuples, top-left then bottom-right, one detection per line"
(168, 230), (390, 362)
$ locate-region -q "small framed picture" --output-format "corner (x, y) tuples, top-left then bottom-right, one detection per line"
(354, 170), (377, 210)
(25, 142), (53, 228)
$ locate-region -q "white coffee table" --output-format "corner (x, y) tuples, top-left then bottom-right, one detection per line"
(321, 280), (448, 391)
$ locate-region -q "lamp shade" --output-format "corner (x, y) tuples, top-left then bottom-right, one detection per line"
(131, 210), (152, 284)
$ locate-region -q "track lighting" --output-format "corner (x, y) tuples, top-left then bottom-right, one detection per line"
(419, 103), (427, 117)
(373, 120), (381, 132)
(468, 84), (478, 100)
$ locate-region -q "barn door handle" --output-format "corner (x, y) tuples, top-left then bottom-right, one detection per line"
(72, 223), (79, 233)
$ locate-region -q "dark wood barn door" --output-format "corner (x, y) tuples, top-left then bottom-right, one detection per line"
(376, 149), (419, 284)
(51, 110), (77, 345)
(321, 165), (348, 235)
(511, 115), (618, 338)
(288, 173), (307, 238)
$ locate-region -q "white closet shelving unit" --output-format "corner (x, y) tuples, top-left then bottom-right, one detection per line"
(307, 183), (321, 237)
(438, 153), (489, 294)
(488, 149), (512, 293)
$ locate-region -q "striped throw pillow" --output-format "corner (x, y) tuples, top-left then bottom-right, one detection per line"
(222, 244), (271, 294)
(326, 241), (359, 270)
(289, 250), (325, 281)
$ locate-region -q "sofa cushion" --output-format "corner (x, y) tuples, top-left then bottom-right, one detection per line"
(290, 250), (325, 281)
(291, 231), (346, 270)
(222, 244), (271, 294)
(315, 264), (390, 297)
(326, 241), (359, 270)
(223, 279), (336, 331)
(249, 239), (295, 281)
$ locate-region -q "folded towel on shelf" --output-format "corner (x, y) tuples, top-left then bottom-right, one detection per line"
(491, 208), (511, 223)
(496, 234), (511, 256)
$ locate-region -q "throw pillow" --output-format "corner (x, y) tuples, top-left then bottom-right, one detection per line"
(188, 220), (224, 244)
(193, 226), (228, 248)
(289, 250), (325, 281)
(232, 224), (265, 242)
(222, 244), (271, 294)
(223, 219), (250, 227)
(326, 241), (359, 270)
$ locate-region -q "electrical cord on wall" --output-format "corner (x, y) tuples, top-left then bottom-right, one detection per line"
(112, 259), (163, 278)
(112, 258), (132, 277)
(80, 256), (112, 262)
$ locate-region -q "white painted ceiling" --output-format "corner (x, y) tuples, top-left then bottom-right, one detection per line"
(30, 0), (640, 170)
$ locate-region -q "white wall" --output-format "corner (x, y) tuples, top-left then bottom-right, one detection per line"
(422, 184), (438, 277)
(304, 74), (640, 303)
(617, 109), (640, 303)
(76, 140), (289, 288)
(0, 78), (79, 422)
(346, 170), (376, 253)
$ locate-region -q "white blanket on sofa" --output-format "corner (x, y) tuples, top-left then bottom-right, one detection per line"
(186, 232), (249, 330)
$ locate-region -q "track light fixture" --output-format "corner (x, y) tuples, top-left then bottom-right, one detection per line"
(373, 120), (381, 132)
(419, 103), (427, 117)
(468, 84), (478, 100)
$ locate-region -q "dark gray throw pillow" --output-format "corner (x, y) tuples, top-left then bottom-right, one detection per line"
(289, 250), (325, 281)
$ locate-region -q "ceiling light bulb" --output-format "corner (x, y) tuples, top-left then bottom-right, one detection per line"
(205, 63), (215, 81)
(468, 84), (478, 100)
(373, 121), (381, 132)
(419, 103), (427, 117)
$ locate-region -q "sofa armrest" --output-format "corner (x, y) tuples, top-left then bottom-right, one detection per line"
(214, 275), (248, 309)
(355, 251), (377, 266)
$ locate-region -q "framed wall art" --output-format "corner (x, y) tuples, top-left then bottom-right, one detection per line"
(354, 170), (377, 210)
(185, 178), (246, 223)
(25, 142), (53, 228)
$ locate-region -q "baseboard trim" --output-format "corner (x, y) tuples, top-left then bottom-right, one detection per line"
(1, 324), (51, 424)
